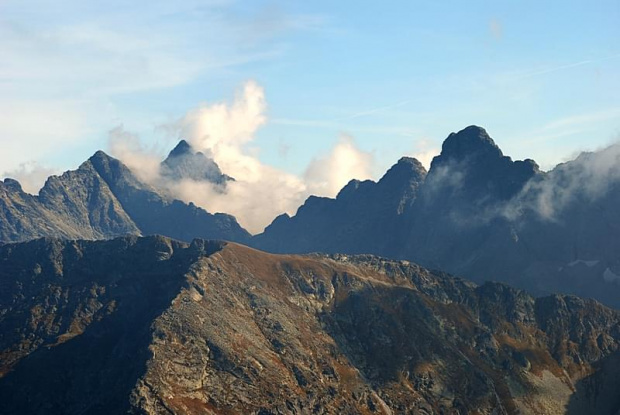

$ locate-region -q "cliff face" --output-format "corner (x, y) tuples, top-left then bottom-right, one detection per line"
(1, 237), (619, 414)
(0, 151), (250, 244)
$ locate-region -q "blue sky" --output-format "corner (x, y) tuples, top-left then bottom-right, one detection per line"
(1, 0), (619, 192)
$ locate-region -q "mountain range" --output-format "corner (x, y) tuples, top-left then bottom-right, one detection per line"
(2, 126), (620, 414)
(0, 148), (249, 244)
(254, 126), (620, 308)
(1, 236), (620, 414)
(2, 126), (620, 310)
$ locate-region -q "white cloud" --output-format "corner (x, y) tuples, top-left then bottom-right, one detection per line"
(507, 141), (620, 221)
(108, 81), (375, 234)
(410, 137), (440, 170)
(1, 161), (60, 195)
(0, 0), (326, 182)
(181, 80), (268, 180)
(304, 135), (374, 197)
(108, 126), (163, 183)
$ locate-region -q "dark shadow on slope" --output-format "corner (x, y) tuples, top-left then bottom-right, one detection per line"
(566, 350), (620, 415)
(0, 237), (225, 415)
(321, 283), (505, 412)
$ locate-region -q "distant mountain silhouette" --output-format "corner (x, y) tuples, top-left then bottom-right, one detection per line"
(3, 128), (620, 308)
(0, 150), (250, 243)
(253, 156), (426, 256)
(252, 126), (620, 308)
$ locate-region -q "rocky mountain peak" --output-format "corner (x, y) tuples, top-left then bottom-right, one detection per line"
(161, 140), (232, 184)
(436, 125), (503, 164)
(1, 178), (23, 193)
(88, 149), (114, 164)
(84, 150), (123, 178)
(166, 139), (193, 159)
(378, 156), (427, 187)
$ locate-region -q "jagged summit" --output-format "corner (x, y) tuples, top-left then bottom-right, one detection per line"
(90, 149), (112, 160)
(85, 149), (119, 169)
(437, 125), (503, 163)
(378, 156), (427, 185)
(0, 148), (250, 244)
(397, 155), (425, 166)
(336, 157), (426, 201)
(1, 178), (23, 193)
(161, 140), (232, 184)
(166, 139), (193, 158)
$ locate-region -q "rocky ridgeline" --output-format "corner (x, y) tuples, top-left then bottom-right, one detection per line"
(3, 125), (620, 309)
(0, 150), (249, 244)
(1, 236), (619, 414)
(253, 126), (620, 309)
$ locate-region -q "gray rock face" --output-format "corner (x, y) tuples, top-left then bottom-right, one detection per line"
(1, 237), (620, 414)
(0, 151), (250, 244)
(160, 140), (233, 185)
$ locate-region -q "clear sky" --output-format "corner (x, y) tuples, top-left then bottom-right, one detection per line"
(1, 0), (619, 192)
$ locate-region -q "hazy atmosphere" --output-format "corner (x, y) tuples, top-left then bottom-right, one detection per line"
(3, 2), (620, 413)
(2, 1), (618, 186)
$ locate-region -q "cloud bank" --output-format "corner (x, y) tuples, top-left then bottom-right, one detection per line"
(110, 81), (375, 234)
(506, 142), (620, 221)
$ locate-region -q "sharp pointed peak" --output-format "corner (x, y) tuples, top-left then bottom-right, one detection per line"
(167, 140), (194, 158)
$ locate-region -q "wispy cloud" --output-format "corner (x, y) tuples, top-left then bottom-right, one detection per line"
(489, 18), (503, 41)
(515, 107), (620, 146)
(0, 0), (326, 177)
(514, 52), (620, 80)
(334, 100), (411, 121)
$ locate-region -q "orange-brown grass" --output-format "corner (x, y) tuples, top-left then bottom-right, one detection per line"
(496, 334), (566, 380)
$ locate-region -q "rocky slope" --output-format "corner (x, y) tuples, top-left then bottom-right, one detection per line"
(0, 151), (250, 244)
(1, 236), (620, 414)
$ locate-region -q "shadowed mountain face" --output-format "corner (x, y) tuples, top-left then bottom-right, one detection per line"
(253, 156), (427, 257)
(160, 140), (233, 185)
(252, 126), (620, 309)
(1, 237), (620, 414)
(0, 151), (250, 244)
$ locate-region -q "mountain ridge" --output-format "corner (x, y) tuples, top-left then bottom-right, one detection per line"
(3, 125), (620, 310)
(0, 150), (249, 244)
(1, 236), (620, 413)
